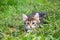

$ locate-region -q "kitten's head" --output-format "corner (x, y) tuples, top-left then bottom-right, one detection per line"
(22, 13), (40, 30)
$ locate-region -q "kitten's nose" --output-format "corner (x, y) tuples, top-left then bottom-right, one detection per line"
(30, 24), (32, 28)
(30, 25), (32, 28)
(30, 26), (32, 28)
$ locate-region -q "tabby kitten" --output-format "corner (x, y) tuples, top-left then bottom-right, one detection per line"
(22, 12), (46, 32)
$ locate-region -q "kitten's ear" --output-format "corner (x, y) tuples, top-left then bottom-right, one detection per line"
(34, 13), (39, 20)
(22, 14), (28, 21)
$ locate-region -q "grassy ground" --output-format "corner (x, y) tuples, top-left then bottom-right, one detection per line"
(0, 0), (60, 40)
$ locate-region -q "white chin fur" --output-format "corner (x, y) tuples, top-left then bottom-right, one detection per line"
(25, 26), (36, 30)
(31, 26), (36, 28)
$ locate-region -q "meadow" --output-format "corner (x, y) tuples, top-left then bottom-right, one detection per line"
(0, 0), (60, 40)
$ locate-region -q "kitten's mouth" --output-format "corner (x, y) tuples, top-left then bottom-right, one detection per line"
(27, 27), (35, 30)
(30, 27), (36, 29)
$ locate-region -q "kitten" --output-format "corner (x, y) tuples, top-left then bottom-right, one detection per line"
(22, 12), (46, 32)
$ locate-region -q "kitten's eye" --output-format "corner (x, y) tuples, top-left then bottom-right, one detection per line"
(32, 22), (35, 24)
(27, 22), (29, 25)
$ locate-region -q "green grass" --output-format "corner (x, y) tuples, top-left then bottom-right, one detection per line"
(0, 0), (60, 40)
